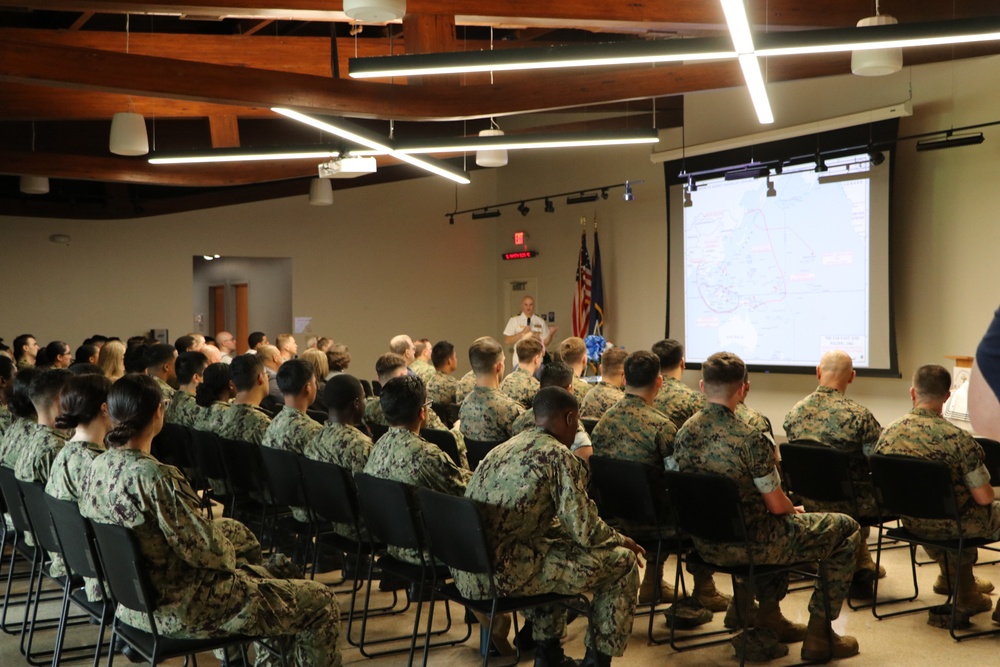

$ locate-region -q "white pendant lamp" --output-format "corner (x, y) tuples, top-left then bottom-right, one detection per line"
(476, 128), (508, 168)
(851, 14), (903, 76)
(19, 175), (49, 195)
(308, 178), (334, 206)
(343, 0), (405, 23)
(109, 112), (149, 156)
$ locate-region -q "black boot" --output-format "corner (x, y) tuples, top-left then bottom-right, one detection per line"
(579, 646), (612, 667)
(533, 638), (578, 667)
(515, 619), (536, 651)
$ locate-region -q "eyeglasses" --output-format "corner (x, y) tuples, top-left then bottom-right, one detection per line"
(423, 400), (433, 409)
(161, 398), (172, 409)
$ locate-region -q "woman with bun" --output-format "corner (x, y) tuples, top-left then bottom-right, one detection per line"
(80, 374), (341, 665)
(194, 362), (234, 431)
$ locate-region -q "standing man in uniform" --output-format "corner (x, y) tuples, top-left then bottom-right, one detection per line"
(503, 295), (557, 368)
(651, 339), (705, 430)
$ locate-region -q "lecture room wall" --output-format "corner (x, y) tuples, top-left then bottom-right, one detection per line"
(1, 55), (999, 434)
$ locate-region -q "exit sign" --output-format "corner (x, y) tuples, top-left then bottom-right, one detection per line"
(513, 231), (526, 245)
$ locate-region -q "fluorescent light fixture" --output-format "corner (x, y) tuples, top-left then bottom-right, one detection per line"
(567, 192), (600, 204)
(725, 165), (769, 180)
(471, 209), (501, 219)
(916, 132), (985, 151)
(349, 128), (660, 156)
(349, 36), (737, 78)
(720, 0), (755, 54)
(150, 147), (341, 165)
(738, 54), (774, 124)
(272, 108), (470, 184)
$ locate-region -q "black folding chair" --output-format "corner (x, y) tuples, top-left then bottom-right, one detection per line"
(419, 429), (461, 467)
(580, 418), (599, 436)
(257, 447), (313, 567)
(431, 403), (460, 430)
(663, 470), (834, 666)
(369, 423), (389, 442)
(151, 422), (192, 471)
(869, 453), (1000, 640)
(415, 487), (591, 667)
(464, 438), (505, 471)
(189, 429), (228, 518)
(216, 438), (285, 544)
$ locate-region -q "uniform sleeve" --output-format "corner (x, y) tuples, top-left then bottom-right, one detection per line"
(958, 433), (991, 489)
(655, 420), (677, 463)
(502, 317), (520, 336)
(151, 468), (238, 572)
(975, 304), (1000, 400)
(419, 443), (473, 496)
(552, 448), (623, 548)
(857, 408), (883, 455)
(743, 432), (781, 493)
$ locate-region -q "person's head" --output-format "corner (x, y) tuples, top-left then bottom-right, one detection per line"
(175, 352), (209, 389)
(817, 350), (856, 391)
(299, 349), (329, 383)
(88, 335), (109, 349)
(248, 331), (268, 351)
(230, 354), (266, 395)
(256, 344), (282, 371)
(201, 345), (223, 364)
(539, 361), (574, 390)
(389, 335), (416, 365)
(173, 335), (197, 354)
(515, 337), (544, 366)
(126, 335), (150, 349)
(187, 333), (206, 352)
(277, 358), (317, 404)
(144, 344), (178, 383)
(326, 344), (351, 372)
(29, 368), (72, 419)
(375, 353), (408, 384)
(74, 344), (99, 366)
(215, 331), (237, 354)
(431, 341), (456, 372)
(275, 333), (298, 359)
(414, 338), (432, 362)
(469, 337), (505, 377)
(39, 341), (72, 369)
(324, 373), (366, 422)
(317, 337), (333, 352)
(55, 374), (112, 431)
(624, 350), (663, 392)
(520, 295), (536, 318)
(558, 337), (587, 370)
(105, 374), (165, 448)
(533, 387), (579, 446)
(196, 363), (234, 407)
(379, 375), (427, 428)
(13, 334), (38, 363)
(305, 336), (318, 350)
(8, 367), (38, 420)
(652, 339), (685, 374)
(98, 340), (126, 379)
(700, 352), (747, 402)
(599, 348), (628, 386)
(911, 364), (952, 408)
(69, 363), (104, 376)
(0, 355), (14, 402)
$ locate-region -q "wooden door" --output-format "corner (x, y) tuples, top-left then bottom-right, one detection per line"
(234, 283), (249, 353)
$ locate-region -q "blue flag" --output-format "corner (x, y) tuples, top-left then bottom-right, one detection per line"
(589, 230), (604, 336)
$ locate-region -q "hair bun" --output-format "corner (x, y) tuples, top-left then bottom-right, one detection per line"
(54, 414), (79, 430)
(105, 423), (137, 448)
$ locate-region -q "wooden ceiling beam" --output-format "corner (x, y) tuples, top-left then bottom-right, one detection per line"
(208, 114), (241, 147)
(69, 12), (95, 30)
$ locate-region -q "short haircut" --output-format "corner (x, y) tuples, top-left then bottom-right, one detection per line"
(230, 354), (264, 393)
(277, 358), (314, 395)
(173, 335), (196, 354)
(126, 335), (150, 348)
(515, 336), (544, 363)
(299, 349), (329, 381)
(196, 363), (232, 407)
(143, 344), (176, 371)
(55, 374), (112, 430)
(389, 335), (412, 355)
(257, 344), (280, 362)
(324, 374), (364, 412)
(533, 386), (579, 420)
(701, 352), (746, 394)
(248, 331), (267, 349)
(123, 343), (148, 374)
(559, 337), (587, 365)
(414, 339), (431, 358)
(74, 344), (99, 365)
(175, 352), (209, 385)
(379, 375), (426, 426)
(29, 368), (71, 411)
(275, 333), (295, 352)
(0, 355), (14, 383)
(8, 367), (39, 419)
(469, 337), (504, 374)
(624, 350), (661, 389)
(326, 344), (351, 372)
(431, 341), (455, 369)
(600, 347), (628, 374)
(375, 353), (407, 382)
(69, 363), (104, 376)
(913, 364), (952, 401)
(652, 339), (684, 371)
(13, 334), (34, 361)
(540, 361), (574, 389)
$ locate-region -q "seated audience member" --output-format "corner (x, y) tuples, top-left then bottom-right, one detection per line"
(215, 331), (238, 364)
(0, 356), (15, 436)
(97, 340), (126, 381)
(410, 339), (436, 383)
(500, 337), (543, 408)
(559, 337), (593, 402)
(187, 333), (206, 352)
(247, 331), (268, 354)
(675, 352), (861, 660)
(874, 364), (1000, 617)
(389, 335), (417, 372)
(201, 345), (223, 365)
(39, 340), (72, 369)
(325, 344), (351, 378)
(0, 368), (39, 470)
(460, 337), (525, 441)
(426, 341), (459, 404)
(257, 344), (286, 405)
(364, 354), (453, 433)
(512, 362), (592, 456)
(263, 359), (322, 455)
(455, 387), (642, 667)
(86, 335), (109, 350)
(455, 369), (475, 404)
(13, 333), (39, 370)
(69, 364), (104, 376)
(651, 339), (706, 430)
(203, 354), (272, 444)
(164, 351), (209, 428)
(580, 348), (627, 420)
(276, 333), (298, 362)
(194, 363), (234, 431)
(316, 337), (333, 353)
(174, 335), (197, 354)
(74, 344), (99, 367)
(299, 349), (330, 398)
(736, 373), (773, 438)
(15, 368), (72, 486)
(144, 343), (178, 398)
(79, 374), (342, 664)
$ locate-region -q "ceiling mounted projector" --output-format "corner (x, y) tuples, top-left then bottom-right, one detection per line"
(343, 0), (405, 23)
(318, 156), (378, 179)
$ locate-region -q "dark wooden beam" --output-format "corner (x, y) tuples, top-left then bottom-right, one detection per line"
(69, 12), (94, 30)
(208, 114), (241, 147)
(241, 19), (274, 35)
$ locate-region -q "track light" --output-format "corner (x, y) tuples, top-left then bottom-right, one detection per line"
(517, 201), (530, 216)
(472, 209), (502, 220)
(814, 155), (828, 173)
(766, 177), (777, 197)
(683, 188), (693, 208)
(916, 131), (985, 151)
(686, 176), (698, 192)
(567, 192), (599, 205)
(544, 198), (555, 213)
(448, 214), (455, 225)
(869, 150), (886, 165)
(601, 188), (609, 200)
(623, 181), (635, 201)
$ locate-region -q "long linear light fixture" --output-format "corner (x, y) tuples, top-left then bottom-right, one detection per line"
(149, 146), (341, 165)
(720, 0), (772, 124)
(271, 108), (470, 184)
(349, 128), (659, 156)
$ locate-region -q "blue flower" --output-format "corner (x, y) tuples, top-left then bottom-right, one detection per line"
(584, 335), (607, 362)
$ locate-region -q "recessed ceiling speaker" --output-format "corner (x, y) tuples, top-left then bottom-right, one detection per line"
(343, 0), (406, 23)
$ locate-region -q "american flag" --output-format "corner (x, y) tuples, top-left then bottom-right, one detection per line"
(572, 227), (592, 338)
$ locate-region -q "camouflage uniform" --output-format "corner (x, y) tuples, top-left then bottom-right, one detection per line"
(79, 447), (341, 666)
(0, 404), (15, 438)
(674, 403), (860, 622)
(16, 359), (34, 371)
(0, 417), (35, 470)
(454, 426), (638, 657)
(165, 391), (205, 429)
(736, 402), (772, 436)
(455, 370), (476, 404)
(45, 439), (105, 599)
(426, 370), (458, 404)
(153, 376), (176, 400)
(410, 359), (436, 384)
(363, 426), (471, 564)
(263, 407), (322, 521)
(653, 377), (706, 430)
(499, 367), (540, 408)
(513, 408), (591, 452)
(305, 422), (372, 540)
(459, 386), (525, 442)
(365, 397), (448, 432)
(590, 395), (676, 470)
(580, 382), (624, 420)
(194, 400), (231, 432)
(15, 424), (69, 575)
(783, 385), (882, 517)
(571, 376), (592, 403)
(207, 403), (271, 445)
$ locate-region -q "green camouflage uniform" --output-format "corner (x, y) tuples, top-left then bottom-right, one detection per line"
(154, 376), (176, 400)
(426, 370), (458, 404)
(364, 397), (469, 467)
(591, 394), (676, 470)
(675, 402), (860, 622)
(512, 408), (591, 452)
(16, 359), (34, 371)
(165, 391), (205, 429)
(79, 447), (341, 666)
(0, 417), (35, 470)
(305, 422), (372, 540)
(500, 367), (540, 408)
(455, 426), (638, 657)
(15, 424), (69, 575)
(736, 402), (771, 436)
(455, 370), (476, 404)
(45, 439), (105, 599)
(0, 404), (15, 438)
(784, 386), (882, 516)
(653, 377), (706, 430)
(363, 426), (471, 564)
(580, 382), (624, 420)
(208, 403), (271, 445)
(194, 400), (231, 432)
(410, 359), (436, 384)
(262, 407), (322, 521)
(459, 386), (525, 442)
(571, 376), (592, 403)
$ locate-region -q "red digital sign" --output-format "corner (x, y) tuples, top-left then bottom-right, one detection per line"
(501, 250), (538, 261)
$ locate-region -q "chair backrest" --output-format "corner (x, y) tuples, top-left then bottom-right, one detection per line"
(415, 487), (493, 576)
(779, 441), (856, 507)
(189, 429), (227, 481)
(589, 456), (670, 529)
(217, 438), (270, 503)
(581, 418), (599, 436)
(975, 437), (1000, 486)
(869, 454), (958, 521)
(370, 380), (381, 397)
(17, 480), (61, 555)
(662, 470), (747, 544)
(0, 466), (32, 534)
(44, 495), (102, 580)
(369, 423), (389, 442)
(465, 438), (505, 471)
(152, 422), (192, 469)
(306, 409), (328, 425)
(257, 446), (307, 508)
(259, 395), (282, 418)
(419, 428), (461, 467)
(431, 402), (460, 430)
(89, 521), (156, 624)
(300, 458), (358, 527)
(354, 473), (423, 552)
(360, 379), (374, 398)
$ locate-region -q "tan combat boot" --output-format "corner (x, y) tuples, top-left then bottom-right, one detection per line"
(723, 580), (759, 629)
(955, 564), (993, 614)
(693, 570), (732, 612)
(471, 611), (514, 656)
(932, 557), (994, 595)
(800, 615), (860, 660)
(638, 561), (676, 605)
(756, 600), (807, 643)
